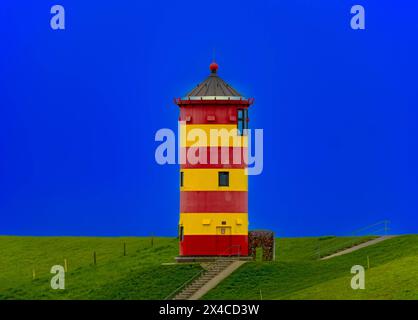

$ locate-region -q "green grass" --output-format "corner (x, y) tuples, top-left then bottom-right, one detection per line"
(1, 235), (417, 300)
(203, 235), (418, 300)
(0, 236), (201, 300)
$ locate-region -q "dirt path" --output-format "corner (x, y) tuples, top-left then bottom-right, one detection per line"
(320, 235), (396, 260)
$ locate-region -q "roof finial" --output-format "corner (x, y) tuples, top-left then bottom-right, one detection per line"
(209, 61), (218, 73)
(210, 49), (218, 73)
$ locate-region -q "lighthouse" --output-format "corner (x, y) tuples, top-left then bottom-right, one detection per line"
(175, 62), (254, 257)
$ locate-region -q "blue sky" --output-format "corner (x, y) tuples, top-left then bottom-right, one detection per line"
(1, 0), (417, 237)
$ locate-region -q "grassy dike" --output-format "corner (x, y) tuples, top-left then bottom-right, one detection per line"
(203, 235), (418, 300)
(0, 235), (417, 299)
(0, 236), (201, 299)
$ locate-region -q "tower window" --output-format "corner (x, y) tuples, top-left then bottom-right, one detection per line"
(179, 225), (184, 241)
(237, 109), (248, 136)
(180, 171), (184, 187)
(218, 171), (229, 187)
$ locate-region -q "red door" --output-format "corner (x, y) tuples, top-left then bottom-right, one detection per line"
(216, 226), (232, 255)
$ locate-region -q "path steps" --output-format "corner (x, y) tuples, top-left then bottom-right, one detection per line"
(173, 259), (246, 300)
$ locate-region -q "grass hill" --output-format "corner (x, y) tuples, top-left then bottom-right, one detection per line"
(0, 236), (201, 299)
(0, 235), (417, 299)
(203, 235), (418, 300)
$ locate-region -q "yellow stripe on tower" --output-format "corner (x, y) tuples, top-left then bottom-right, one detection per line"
(179, 213), (248, 235)
(180, 168), (247, 191)
(180, 124), (248, 147)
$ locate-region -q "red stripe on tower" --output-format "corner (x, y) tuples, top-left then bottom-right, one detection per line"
(181, 147), (247, 169)
(180, 191), (248, 213)
(180, 235), (249, 256)
(180, 105), (248, 125)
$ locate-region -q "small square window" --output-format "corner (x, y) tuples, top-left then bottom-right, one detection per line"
(180, 171), (184, 187)
(218, 171), (229, 187)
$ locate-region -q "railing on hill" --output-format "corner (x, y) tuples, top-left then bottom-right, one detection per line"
(349, 220), (390, 237)
(314, 220), (391, 259)
(218, 244), (242, 258)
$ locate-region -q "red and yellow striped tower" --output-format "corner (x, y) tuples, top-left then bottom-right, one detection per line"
(175, 62), (254, 256)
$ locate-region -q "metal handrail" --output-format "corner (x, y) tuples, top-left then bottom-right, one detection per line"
(216, 244), (242, 259)
(315, 221), (391, 259)
(164, 244), (245, 300)
(350, 220), (390, 236)
(164, 245), (243, 300)
(164, 268), (205, 300)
